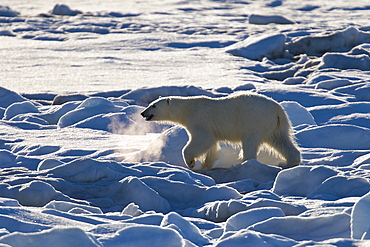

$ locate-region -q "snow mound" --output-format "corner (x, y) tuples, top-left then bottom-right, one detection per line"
(296, 124), (370, 149)
(225, 33), (286, 61)
(272, 166), (338, 196)
(225, 207), (285, 232)
(216, 229), (297, 247)
(0, 227), (99, 247)
(99, 225), (184, 247)
(319, 53), (370, 71)
(248, 213), (350, 241)
(0, 87), (27, 109)
(161, 212), (210, 246)
(249, 14), (295, 25)
(3, 101), (39, 120)
(281, 101), (316, 126)
(0, 180), (70, 207)
(57, 97), (122, 128)
(351, 191), (370, 239)
(51, 4), (82, 16)
(0, 6), (19, 17)
(44, 201), (103, 214)
(287, 27), (370, 56)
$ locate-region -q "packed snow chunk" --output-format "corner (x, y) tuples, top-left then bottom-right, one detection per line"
(272, 166), (337, 196)
(37, 159), (63, 171)
(0, 6), (19, 17)
(225, 33), (286, 61)
(283, 76), (306, 85)
(60, 25), (110, 35)
(49, 158), (140, 183)
(57, 97), (122, 128)
(99, 225), (184, 247)
(249, 14), (295, 25)
(10, 114), (49, 125)
(308, 102), (370, 125)
(0, 29), (16, 37)
(353, 153), (370, 168)
(0, 228), (9, 238)
(351, 191), (370, 239)
(3, 101), (39, 120)
(121, 202), (144, 217)
(216, 230), (297, 247)
(72, 112), (133, 132)
(262, 64), (304, 81)
(126, 126), (188, 167)
(0, 149), (16, 168)
(0, 227), (99, 247)
(0, 197), (20, 207)
(0, 213), (51, 234)
(296, 124), (370, 150)
(225, 207), (285, 232)
(11, 181), (66, 207)
(248, 213), (350, 241)
(114, 176), (170, 213)
(308, 176), (370, 200)
(246, 198), (306, 216)
(18, 145), (60, 156)
(202, 186), (242, 205)
(41, 102), (79, 125)
(349, 43), (370, 56)
(161, 212), (210, 246)
(319, 53), (370, 71)
(182, 199), (249, 222)
(327, 113), (370, 129)
(281, 101), (316, 126)
(51, 4), (82, 16)
(44, 200), (103, 214)
(198, 160), (281, 184)
(0, 87), (27, 108)
(287, 27), (370, 56)
(315, 78), (352, 90)
(354, 84), (370, 101)
(52, 94), (88, 105)
(140, 177), (234, 211)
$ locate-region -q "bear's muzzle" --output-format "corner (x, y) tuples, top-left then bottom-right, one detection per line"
(141, 111), (153, 121)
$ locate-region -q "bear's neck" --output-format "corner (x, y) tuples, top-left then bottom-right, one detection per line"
(168, 98), (194, 126)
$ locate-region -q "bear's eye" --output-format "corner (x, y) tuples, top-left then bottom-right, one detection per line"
(152, 104), (156, 108)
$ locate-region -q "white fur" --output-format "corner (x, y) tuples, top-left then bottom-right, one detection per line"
(141, 93), (301, 170)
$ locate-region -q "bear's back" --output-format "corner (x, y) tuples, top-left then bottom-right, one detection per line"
(183, 93), (282, 142)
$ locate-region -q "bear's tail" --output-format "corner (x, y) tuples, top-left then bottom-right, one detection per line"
(267, 110), (301, 168)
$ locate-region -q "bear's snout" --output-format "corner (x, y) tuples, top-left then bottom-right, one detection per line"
(141, 110), (153, 121)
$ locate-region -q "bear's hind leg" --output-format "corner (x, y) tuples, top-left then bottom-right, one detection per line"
(183, 134), (215, 170)
(267, 133), (301, 168)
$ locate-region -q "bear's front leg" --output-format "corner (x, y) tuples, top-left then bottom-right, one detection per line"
(183, 144), (197, 169)
(182, 131), (215, 170)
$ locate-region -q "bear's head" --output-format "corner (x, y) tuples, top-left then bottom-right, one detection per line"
(141, 97), (172, 122)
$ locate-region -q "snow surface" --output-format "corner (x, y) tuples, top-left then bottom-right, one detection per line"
(1, 0), (370, 246)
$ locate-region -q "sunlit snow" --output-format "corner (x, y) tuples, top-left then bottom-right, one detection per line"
(0, 0), (370, 246)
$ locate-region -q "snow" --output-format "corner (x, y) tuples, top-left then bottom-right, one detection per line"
(51, 4), (82, 16)
(248, 14), (295, 25)
(226, 33), (286, 61)
(0, 0), (370, 246)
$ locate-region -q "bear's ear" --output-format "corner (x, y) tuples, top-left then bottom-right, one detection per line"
(166, 98), (172, 106)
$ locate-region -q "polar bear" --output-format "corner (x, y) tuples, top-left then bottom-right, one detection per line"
(141, 93), (301, 170)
